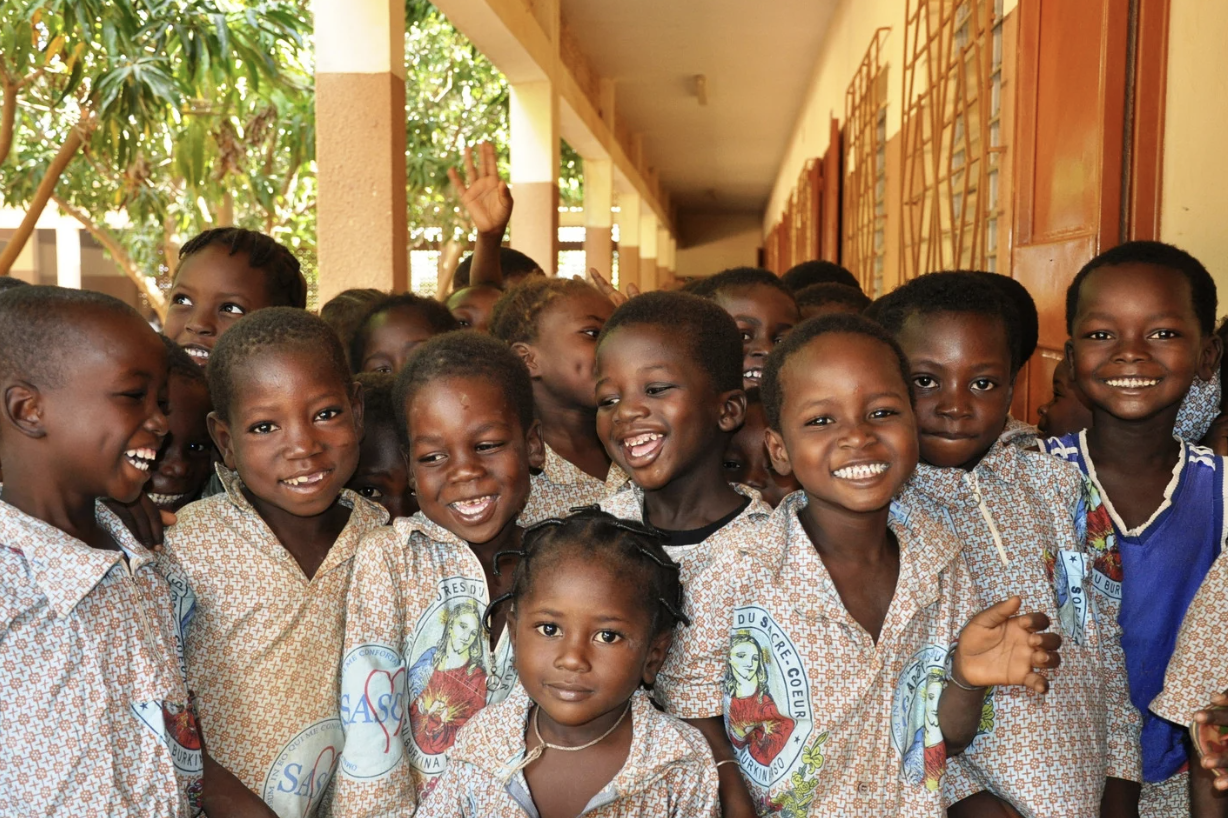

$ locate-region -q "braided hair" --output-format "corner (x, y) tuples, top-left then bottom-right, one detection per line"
(485, 507), (690, 637)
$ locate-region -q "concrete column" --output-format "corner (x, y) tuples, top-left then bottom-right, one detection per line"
(583, 158), (613, 280)
(55, 224), (81, 289)
(656, 225), (670, 288)
(314, 0), (407, 302)
(617, 193), (641, 292)
(510, 81), (559, 275)
(639, 211), (659, 291)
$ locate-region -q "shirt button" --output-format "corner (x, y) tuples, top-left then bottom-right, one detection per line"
(857, 782), (869, 794)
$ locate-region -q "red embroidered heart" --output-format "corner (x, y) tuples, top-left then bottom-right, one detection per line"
(364, 667), (407, 754)
(307, 745), (339, 801)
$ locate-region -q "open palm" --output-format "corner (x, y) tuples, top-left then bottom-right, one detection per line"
(955, 596), (1062, 693)
(448, 141), (512, 236)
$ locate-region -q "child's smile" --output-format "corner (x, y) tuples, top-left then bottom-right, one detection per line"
(713, 284), (799, 391)
(163, 245), (273, 366)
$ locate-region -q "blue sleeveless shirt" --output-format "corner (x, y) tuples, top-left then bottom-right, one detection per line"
(1040, 431), (1226, 782)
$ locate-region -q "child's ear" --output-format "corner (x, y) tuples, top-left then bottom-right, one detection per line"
(1064, 338), (1076, 377)
(642, 629), (675, 686)
(524, 418), (546, 470)
(511, 342), (542, 379)
(3, 382), (47, 439)
(1198, 333), (1223, 382)
(349, 380), (366, 438)
(764, 427), (793, 476)
(207, 411), (238, 469)
(717, 388), (748, 433)
(402, 449), (417, 495)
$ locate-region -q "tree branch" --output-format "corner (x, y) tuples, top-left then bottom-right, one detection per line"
(51, 192), (168, 320)
(0, 80), (16, 167)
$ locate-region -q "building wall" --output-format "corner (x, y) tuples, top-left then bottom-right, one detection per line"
(1160, 0), (1228, 298)
(675, 213), (763, 279)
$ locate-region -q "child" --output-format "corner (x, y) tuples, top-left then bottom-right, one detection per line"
(878, 272), (1139, 817)
(490, 277), (628, 523)
(446, 283), (502, 332)
(723, 389), (800, 508)
(332, 331), (544, 816)
(687, 267), (801, 391)
(1200, 318), (1228, 456)
(0, 286), (203, 814)
(1151, 551), (1228, 815)
(320, 288), (385, 348)
(1038, 240), (1225, 816)
(148, 337), (214, 512)
(165, 308), (389, 817)
(452, 247), (544, 293)
(347, 372), (417, 520)
(656, 314), (1062, 817)
(349, 293), (461, 374)
(795, 282), (871, 320)
(780, 259), (861, 293)
(419, 509), (719, 817)
(163, 227), (307, 367)
(1036, 358), (1094, 438)
(593, 291), (772, 576)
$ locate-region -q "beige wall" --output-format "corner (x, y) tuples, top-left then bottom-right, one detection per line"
(1161, 0), (1228, 300)
(675, 213), (762, 279)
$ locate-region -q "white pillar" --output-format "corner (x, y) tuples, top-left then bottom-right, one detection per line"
(55, 224), (81, 289)
(510, 80), (559, 275)
(583, 158), (614, 280)
(616, 193), (641, 292)
(639, 211), (659, 291)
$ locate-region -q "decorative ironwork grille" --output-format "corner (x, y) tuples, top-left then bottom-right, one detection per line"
(843, 29), (891, 296)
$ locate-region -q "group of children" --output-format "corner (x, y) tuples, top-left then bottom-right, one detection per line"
(2, 148), (1228, 818)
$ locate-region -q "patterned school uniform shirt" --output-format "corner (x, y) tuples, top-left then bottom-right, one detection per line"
(416, 684), (720, 818)
(520, 443), (629, 525)
(0, 497), (203, 816)
(656, 490), (983, 818)
(165, 466), (388, 818)
(332, 512), (519, 818)
(598, 482), (771, 580)
(1151, 550), (1228, 731)
(902, 420), (1140, 817)
(1040, 430), (1228, 816)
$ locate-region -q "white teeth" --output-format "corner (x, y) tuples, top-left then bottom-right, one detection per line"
(744, 369), (763, 381)
(1105, 377), (1159, 388)
(147, 492), (187, 506)
(450, 496), (495, 517)
(832, 463), (889, 480)
(124, 448), (157, 472)
(282, 472), (327, 486)
(185, 347), (209, 360)
(625, 433), (662, 447)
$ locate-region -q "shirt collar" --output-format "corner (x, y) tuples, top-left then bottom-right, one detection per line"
(600, 481), (772, 526)
(541, 444), (631, 493)
(907, 416), (1040, 503)
(392, 510), (471, 549)
(0, 497), (157, 619)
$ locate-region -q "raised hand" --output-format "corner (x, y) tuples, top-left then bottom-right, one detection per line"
(589, 268), (640, 306)
(448, 142), (513, 237)
(954, 596), (1062, 693)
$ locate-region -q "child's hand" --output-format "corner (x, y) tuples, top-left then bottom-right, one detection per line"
(590, 268), (640, 306)
(448, 142), (513, 238)
(1193, 690), (1228, 789)
(104, 493), (176, 551)
(954, 596), (1062, 693)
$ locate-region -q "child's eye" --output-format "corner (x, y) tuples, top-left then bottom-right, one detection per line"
(723, 459), (743, 471)
(357, 486), (385, 500)
(645, 384), (674, 397)
(535, 623), (560, 638)
(249, 422), (276, 435)
(597, 395), (620, 408)
(187, 442), (210, 455)
(475, 441), (506, 453)
(119, 389), (148, 402)
(457, 319), (472, 327)
(580, 329), (600, 339)
(220, 303), (246, 316)
(805, 416), (833, 426)
(315, 407), (343, 422)
(595, 630), (623, 645)
(773, 334), (787, 345)
(418, 452), (446, 464)
(1149, 329), (1180, 340)
(740, 331), (754, 343)
(970, 379), (996, 392)
(869, 408), (899, 419)
(374, 365), (394, 374)
(171, 293), (192, 307)
(912, 375), (937, 390)
(1084, 330), (1112, 341)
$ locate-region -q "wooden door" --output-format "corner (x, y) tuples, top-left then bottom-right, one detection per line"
(1009, 0), (1131, 423)
(822, 117), (843, 264)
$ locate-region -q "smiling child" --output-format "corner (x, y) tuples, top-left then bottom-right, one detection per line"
(722, 389), (800, 508)
(419, 509), (719, 817)
(1038, 241), (1227, 816)
(657, 314), (1062, 817)
(879, 272), (1139, 817)
(0, 287), (203, 815)
(165, 308), (389, 817)
(162, 227), (306, 368)
(147, 337), (214, 512)
(333, 331), (544, 816)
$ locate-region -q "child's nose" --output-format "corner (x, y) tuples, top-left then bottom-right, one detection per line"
(554, 635), (592, 673)
(185, 310), (216, 336)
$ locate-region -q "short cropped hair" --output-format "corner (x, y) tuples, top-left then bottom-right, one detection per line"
(976, 272), (1038, 364)
(0, 285), (143, 387)
(795, 282), (872, 313)
(320, 288), (385, 348)
(874, 271), (1026, 373)
(161, 335), (208, 386)
(489, 277), (598, 345)
(781, 260), (861, 292)
(1066, 240), (1217, 335)
(685, 266), (796, 305)
(452, 247), (543, 291)
(761, 313), (913, 430)
(355, 371), (396, 430)
(208, 307), (351, 423)
(349, 293), (461, 372)
(598, 291), (742, 394)
(177, 227), (307, 309)
(0, 277), (30, 293)
(393, 330), (535, 452)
